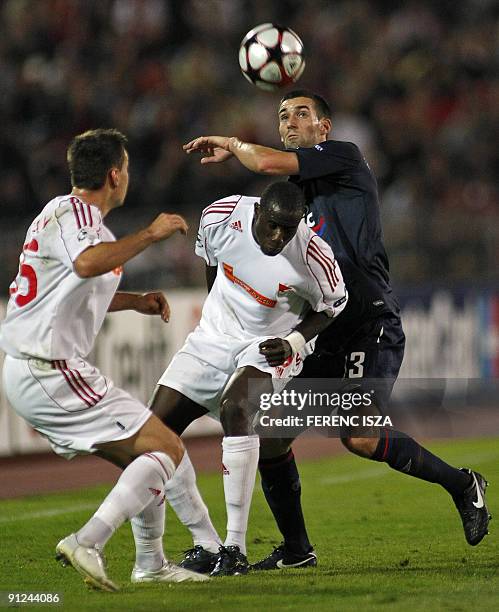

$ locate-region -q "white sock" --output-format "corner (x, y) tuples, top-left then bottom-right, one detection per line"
(77, 452), (175, 549)
(131, 494), (166, 571)
(222, 435), (259, 555)
(164, 451), (221, 553)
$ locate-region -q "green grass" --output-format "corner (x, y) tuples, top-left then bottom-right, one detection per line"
(1, 437), (498, 611)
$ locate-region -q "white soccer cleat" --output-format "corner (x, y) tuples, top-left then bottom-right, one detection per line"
(55, 533), (119, 592)
(131, 560), (210, 583)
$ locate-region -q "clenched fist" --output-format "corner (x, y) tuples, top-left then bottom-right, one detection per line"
(259, 338), (293, 367)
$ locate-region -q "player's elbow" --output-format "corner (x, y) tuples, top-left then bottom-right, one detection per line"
(73, 255), (98, 278)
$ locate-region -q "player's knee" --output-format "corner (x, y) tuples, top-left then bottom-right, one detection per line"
(341, 436), (377, 458)
(150, 430), (184, 466)
(220, 396), (250, 435)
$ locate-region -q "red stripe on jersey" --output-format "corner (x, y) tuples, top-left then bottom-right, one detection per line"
(201, 206), (235, 218)
(308, 241), (338, 287)
(204, 197), (241, 211)
(61, 360), (99, 406)
(309, 252), (336, 293)
(310, 238), (339, 285)
(54, 360), (94, 408)
(144, 452), (171, 484)
(87, 204), (93, 227)
(71, 200), (82, 229)
(78, 202), (88, 226)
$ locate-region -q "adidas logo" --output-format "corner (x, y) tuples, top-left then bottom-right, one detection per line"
(222, 463), (230, 475)
(229, 220), (243, 232)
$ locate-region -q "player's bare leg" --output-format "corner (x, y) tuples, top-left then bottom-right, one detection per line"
(149, 386), (222, 572)
(56, 414), (208, 590)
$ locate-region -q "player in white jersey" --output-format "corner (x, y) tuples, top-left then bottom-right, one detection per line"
(0, 129), (211, 589)
(150, 181), (348, 575)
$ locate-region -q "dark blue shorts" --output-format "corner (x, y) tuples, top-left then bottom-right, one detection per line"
(298, 315), (405, 412)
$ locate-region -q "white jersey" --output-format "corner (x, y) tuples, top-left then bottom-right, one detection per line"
(0, 195), (121, 360)
(195, 195), (348, 340)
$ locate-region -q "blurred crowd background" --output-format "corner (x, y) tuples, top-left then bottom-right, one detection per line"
(0, 0), (497, 292)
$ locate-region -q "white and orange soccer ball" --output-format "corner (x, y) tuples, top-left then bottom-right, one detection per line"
(238, 23), (305, 91)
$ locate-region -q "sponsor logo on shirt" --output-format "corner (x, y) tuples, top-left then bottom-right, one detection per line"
(306, 212), (326, 238)
(222, 262), (276, 308)
(334, 296), (347, 308)
(315, 144), (324, 151)
(229, 220), (243, 232)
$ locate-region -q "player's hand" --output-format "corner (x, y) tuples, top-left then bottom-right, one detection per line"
(134, 292), (171, 322)
(259, 338), (293, 367)
(183, 136), (233, 164)
(147, 213), (188, 242)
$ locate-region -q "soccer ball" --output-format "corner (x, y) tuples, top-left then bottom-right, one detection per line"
(238, 23), (305, 91)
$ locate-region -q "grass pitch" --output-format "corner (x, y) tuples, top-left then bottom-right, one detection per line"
(1, 437), (498, 611)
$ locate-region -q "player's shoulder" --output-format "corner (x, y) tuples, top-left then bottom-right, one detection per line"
(317, 140), (362, 159)
(200, 194), (254, 228)
(52, 195), (102, 225)
(296, 223), (334, 257)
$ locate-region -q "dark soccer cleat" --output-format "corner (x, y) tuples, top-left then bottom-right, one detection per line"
(209, 546), (249, 576)
(251, 543), (317, 571)
(453, 469), (492, 546)
(178, 545), (218, 574)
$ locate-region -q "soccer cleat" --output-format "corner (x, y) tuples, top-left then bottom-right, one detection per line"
(178, 545), (218, 574)
(131, 560), (209, 583)
(251, 543), (317, 571)
(453, 469), (492, 546)
(55, 533), (119, 592)
(209, 545), (249, 576)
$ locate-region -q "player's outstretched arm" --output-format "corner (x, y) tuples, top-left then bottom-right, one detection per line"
(74, 213), (188, 278)
(108, 291), (170, 322)
(184, 135), (299, 175)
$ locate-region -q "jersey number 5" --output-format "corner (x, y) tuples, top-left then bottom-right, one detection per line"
(10, 240), (39, 307)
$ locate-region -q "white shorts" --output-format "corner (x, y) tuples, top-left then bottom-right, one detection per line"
(2, 355), (151, 460)
(157, 325), (310, 418)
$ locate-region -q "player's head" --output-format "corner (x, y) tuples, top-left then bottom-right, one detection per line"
(253, 182), (306, 256)
(278, 90), (332, 149)
(67, 128), (129, 207)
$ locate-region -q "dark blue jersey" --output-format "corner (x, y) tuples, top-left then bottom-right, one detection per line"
(289, 140), (400, 345)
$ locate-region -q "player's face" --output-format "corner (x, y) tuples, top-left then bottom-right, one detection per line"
(253, 204), (303, 256)
(278, 97), (330, 149)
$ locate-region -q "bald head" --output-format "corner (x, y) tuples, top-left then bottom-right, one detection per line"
(253, 181), (306, 256)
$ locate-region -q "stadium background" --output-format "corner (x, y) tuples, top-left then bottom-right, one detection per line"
(0, 1), (497, 471)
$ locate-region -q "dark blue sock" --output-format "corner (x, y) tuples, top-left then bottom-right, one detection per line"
(259, 450), (312, 555)
(372, 430), (472, 496)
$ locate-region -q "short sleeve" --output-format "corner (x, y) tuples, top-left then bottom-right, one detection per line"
(304, 235), (348, 317)
(195, 214), (217, 266)
(295, 141), (361, 181)
(55, 197), (103, 266)
(195, 197), (241, 266)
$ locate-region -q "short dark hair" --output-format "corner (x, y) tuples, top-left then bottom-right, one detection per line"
(279, 89), (331, 119)
(67, 128), (127, 190)
(260, 181), (306, 215)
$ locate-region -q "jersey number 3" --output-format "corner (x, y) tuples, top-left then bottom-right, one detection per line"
(10, 240), (39, 307)
(348, 351), (365, 378)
